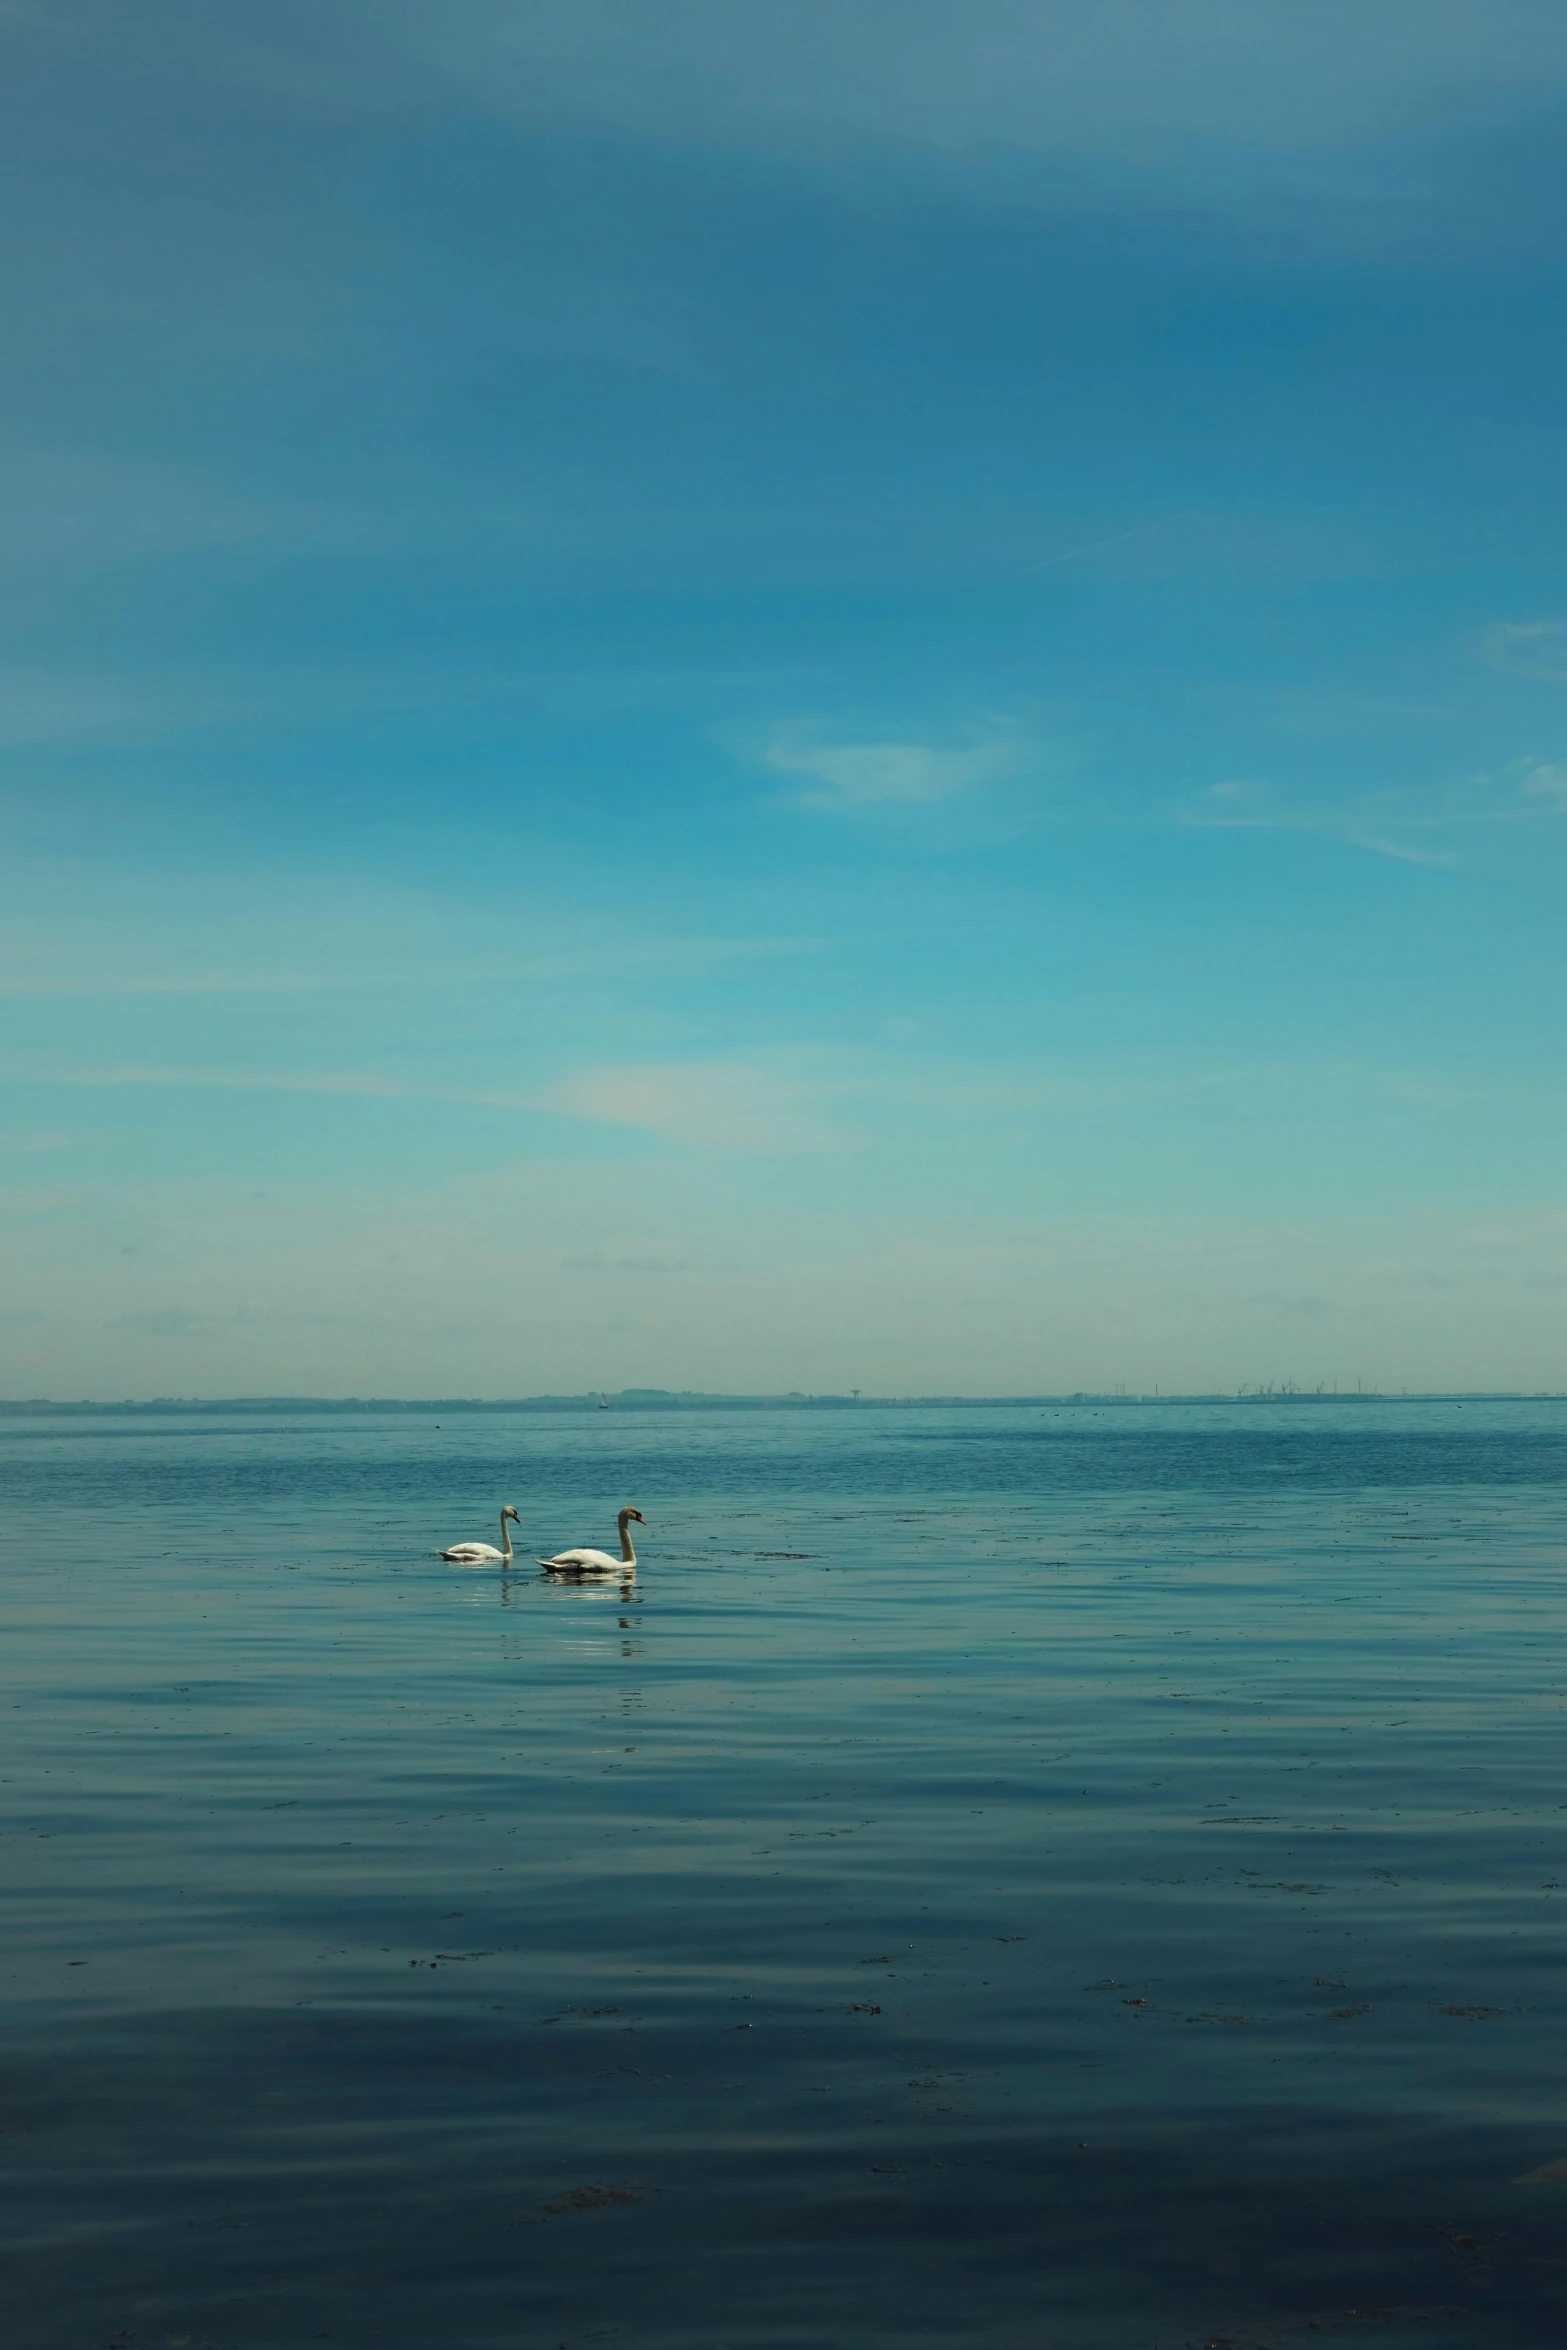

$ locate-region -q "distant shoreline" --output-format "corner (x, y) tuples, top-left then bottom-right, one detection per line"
(0, 1391), (1561, 1416)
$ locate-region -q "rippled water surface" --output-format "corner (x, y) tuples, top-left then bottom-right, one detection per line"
(6, 1399), (1567, 2349)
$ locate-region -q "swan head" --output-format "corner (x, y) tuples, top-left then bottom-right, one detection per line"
(619, 1507), (644, 1525)
(503, 1506), (520, 1524)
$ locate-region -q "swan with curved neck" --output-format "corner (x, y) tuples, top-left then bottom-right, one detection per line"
(539, 1507), (643, 1574)
(441, 1506), (519, 1564)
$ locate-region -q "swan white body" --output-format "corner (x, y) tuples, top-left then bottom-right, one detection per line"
(441, 1506), (519, 1564)
(540, 1506), (643, 1573)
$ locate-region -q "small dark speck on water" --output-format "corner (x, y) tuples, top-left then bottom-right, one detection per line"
(541, 2185), (644, 2217)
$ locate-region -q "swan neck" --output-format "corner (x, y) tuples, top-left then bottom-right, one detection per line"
(500, 1512), (513, 1560)
(618, 1512), (636, 1565)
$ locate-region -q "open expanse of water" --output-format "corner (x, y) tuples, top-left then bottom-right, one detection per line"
(6, 1398), (1567, 2350)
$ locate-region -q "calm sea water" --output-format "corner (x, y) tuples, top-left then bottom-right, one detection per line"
(6, 1400), (1567, 2350)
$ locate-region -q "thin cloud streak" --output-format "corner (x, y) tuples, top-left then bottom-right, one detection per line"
(1482, 620), (1567, 681)
(1179, 759), (1567, 864)
(1, 1058), (843, 1155)
(1180, 810), (1461, 867)
(9, 1048), (1509, 1145)
(1021, 512), (1195, 575)
(0, 937), (830, 999)
(762, 726), (1035, 809)
(376, 0), (1567, 182)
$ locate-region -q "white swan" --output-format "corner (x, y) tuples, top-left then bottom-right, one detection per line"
(441, 1506), (520, 1564)
(539, 1506), (643, 1574)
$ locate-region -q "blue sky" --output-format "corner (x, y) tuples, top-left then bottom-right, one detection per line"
(4, 0), (1567, 1397)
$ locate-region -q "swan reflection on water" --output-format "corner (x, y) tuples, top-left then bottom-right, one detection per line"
(539, 1562), (636, 1603)
(453, 1567), (637, 1607)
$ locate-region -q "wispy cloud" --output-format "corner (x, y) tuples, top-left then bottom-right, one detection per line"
(545, 1058), (843, 1151)
(380, 0), (1567, 185)
(1178, 781), (1457, 865)
(762, 724), (1032, 809)
(5, 1054), (847, 1154)
(1482, 619), (1567, 682)
(14, 1046), (1511, 1161)
(1020, 508), (1381, 583)
(0, 863), (830, 998)
(0, 448), (619, 581)
(1179, 760), (1567, 864)
(1518, 759), (1567, 809)
(0, 450), (322, 571)
(10, 1064), (512, 1107)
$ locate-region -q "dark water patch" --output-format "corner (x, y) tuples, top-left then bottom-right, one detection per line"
(7, 2012), (1567, 2346)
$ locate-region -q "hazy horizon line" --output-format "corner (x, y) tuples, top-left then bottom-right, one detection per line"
(3, 1389), (1563, 1414)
